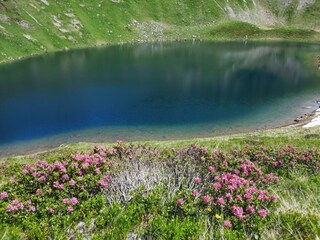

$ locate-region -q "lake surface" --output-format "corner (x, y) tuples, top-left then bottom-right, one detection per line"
(0, 41), (320, 157)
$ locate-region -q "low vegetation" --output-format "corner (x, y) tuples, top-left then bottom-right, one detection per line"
(0, 138), (319, 239)
(0, 0), (320, 63)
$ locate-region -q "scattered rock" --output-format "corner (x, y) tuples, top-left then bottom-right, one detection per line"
(67, 35), (76, 43)
(17, 19), (32, 29)
(130, 20), (165, 40)
(40, 0), (50, 7)
(23, 34), (36, 41)
(52, 15), (69, 33)
(297, 0), (316, 11)
(70, 18), (83, 32)
(127, 232), (142, 240)
(304, 134), (320, 139)
(65, 12), (75, 18)
(29, 3), (38, 10)
(0, 14), (10, 24)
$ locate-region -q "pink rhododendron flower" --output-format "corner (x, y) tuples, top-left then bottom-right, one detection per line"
(106, 147), (116, 154)
(201, 147), (208, 154)
(0, 191), (7, 199)
(70, 197), (79, 205)
(62, 198), (69, 204)
(194, 177), (201, 184)
(235, 195), (243, 202)
(72, 162), (78, 168)
(26, 200), (31, 205)
(232, 206), (244, 218)
(82, 163), (89, 170)
(67, 206), (73, 212)
(98, 179), (108, 189)
(17, 203), (24, 209)
(49, 208), (55, 213)
(223, 220), (232, 228)
(203, 195), (211, 204)
(59, 183), (65, 190)
(6, 204), (16, 212)
(62, 174), (69, 180)
(258, 209), (267, 218)
(192, 190), (199, 197)
(245, 194), (253, 203)
(208, 166), (215, 172)
(226, 193), (233, 201)
(176, 198), (184, 205)
(270, 195), (277, 201)
(69, 180), (76, 186)
(95, 168), (101, 174)
(217, 197), (225, 205)
(22, 169), (28, 175)
(38, 176), (45, 182)
(247, 205), (255, 214)
(29, 206), (36, 212)
(213, 182), (222, 191)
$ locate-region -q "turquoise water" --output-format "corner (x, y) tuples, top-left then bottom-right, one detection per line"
(0, 41), (320, 156)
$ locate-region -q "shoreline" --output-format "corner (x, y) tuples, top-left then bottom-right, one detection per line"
(1, 108), (320, 160)
(1, 33), (320, 66)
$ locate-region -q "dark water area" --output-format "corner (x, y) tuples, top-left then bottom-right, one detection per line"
(0, 41), (320, 157)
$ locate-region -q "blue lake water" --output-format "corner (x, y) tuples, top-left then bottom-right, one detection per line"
(0, 41), (320, 156)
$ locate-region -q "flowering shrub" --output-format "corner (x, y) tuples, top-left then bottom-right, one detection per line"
(167, 143), (319, 236)
(243, 145), (320, 175)
(168, 145), (279, 234)
(0, 142), (318, 239)
(0, 145), (114, 222)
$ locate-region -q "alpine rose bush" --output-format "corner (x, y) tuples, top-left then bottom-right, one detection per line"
(0, 142), (318, 238)
(173, 144), (318, 232)
(0, 145), (115, 222)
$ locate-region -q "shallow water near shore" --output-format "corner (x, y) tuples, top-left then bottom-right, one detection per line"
(0, 41), (320, 157)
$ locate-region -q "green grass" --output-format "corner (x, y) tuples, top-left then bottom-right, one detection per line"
(0, 130), (319, 239)
(0, 0), (319, 64)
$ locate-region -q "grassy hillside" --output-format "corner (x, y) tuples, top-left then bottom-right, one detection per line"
(0, 0), (320, 63)
(0, 126), (320, 239)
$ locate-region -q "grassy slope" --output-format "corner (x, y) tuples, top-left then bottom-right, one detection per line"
(1, 126), (320, 239)
(0, 0), (320, 63)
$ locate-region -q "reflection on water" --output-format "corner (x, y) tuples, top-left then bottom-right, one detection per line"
(0, 41), (319, 156)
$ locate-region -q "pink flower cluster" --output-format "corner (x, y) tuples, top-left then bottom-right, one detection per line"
(175, 144), (286, 229)
(0, 145), (113, 216)
(5, 199), (30, 212)
(62, 197), (79, 211)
